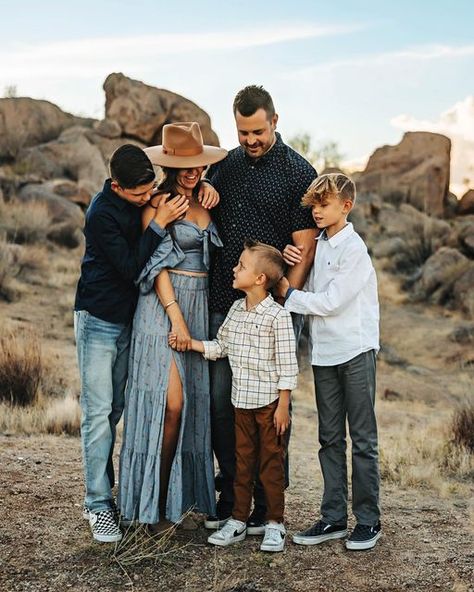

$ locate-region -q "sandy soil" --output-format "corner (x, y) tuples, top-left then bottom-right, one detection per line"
(1, 254), (473, 592)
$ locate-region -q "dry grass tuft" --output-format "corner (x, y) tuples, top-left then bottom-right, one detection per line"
(379, 399), (474, 492)
(0, 199), (52, 244)
(0, 391), (81, 436)
(450, 401), (474, 452)
(44, 392), (81, 436)
(0, 329), (42, 406)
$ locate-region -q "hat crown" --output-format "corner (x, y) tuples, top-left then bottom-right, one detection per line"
(162, 122), (204, 157)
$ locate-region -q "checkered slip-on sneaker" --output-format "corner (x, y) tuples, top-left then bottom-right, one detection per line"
(83, 500), (120, 524)
(89, 509), (122, 543)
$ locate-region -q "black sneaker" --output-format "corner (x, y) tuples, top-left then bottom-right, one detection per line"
(89, 509), (123, 543)
(346, 522), (381, 550)
(292, 520), (347, 545)
(204, 502), (233, 529)
(246, 505), (267, 535)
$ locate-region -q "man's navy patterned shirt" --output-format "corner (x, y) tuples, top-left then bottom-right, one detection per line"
(208, 133), (317, 314)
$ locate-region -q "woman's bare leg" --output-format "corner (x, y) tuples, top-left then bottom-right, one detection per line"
(159, 356), (183, 518)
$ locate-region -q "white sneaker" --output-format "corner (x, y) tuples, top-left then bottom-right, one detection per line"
(89, 509), (122, 543)
(260, 522), (286, 552)
(207, 518), (246, 547)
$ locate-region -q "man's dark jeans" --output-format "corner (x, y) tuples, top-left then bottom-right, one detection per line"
(209, 311), (303, 513)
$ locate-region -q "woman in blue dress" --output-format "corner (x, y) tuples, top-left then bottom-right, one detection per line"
(118, 123), (227, 529)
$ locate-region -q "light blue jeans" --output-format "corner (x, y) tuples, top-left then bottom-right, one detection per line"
(74, 310), (131, 513)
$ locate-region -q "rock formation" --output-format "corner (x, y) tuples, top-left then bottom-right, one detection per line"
(103, 73), (220, 146)
(357, 132), (451, 217)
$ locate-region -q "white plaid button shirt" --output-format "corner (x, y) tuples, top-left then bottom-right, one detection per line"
(202, 295), (298, 409)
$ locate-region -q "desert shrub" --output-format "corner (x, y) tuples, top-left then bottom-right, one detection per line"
(44, 392), (81, 436)
(391, 221), (440, 277)
(0, 236), (21, 301)
(450, 402), (474, 452)
(0, 199), (51, 244)
(0, 329), (42, 406)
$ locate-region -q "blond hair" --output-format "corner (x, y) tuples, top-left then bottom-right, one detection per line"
(243, 239), (286, 289)
(302, 173), (356, 207)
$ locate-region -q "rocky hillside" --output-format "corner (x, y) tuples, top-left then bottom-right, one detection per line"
(0, 73), (473, 320)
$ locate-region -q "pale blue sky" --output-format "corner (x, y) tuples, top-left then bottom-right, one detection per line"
(1, 0), (473, 175)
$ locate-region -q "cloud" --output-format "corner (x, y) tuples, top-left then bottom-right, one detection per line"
(285, 43), (474, 77)
(391, 96), (474, 196)
(0, 23), (365, 79)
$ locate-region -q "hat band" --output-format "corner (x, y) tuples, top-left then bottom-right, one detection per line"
(163, 145), (204, 156)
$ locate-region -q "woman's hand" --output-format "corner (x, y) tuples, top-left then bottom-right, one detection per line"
(198, 181), (220, 209)
(170, 320), (191, 352)
(283, 244), (303, 266)
(168, 332), (178, 349)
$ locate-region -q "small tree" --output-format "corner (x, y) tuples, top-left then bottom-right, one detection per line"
(4, 84), (18, 98)
(289, 133), (343, 170)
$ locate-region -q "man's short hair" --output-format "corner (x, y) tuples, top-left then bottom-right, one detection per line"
(233, 85), (275, 120)
(109, 144), (155, 189)
(243, 238), (286, 289)
(302, 173), (356, 207)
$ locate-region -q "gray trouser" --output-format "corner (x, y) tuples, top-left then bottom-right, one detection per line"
(313, 350), (380, 526)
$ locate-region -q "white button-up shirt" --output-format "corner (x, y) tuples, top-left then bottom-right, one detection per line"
(285, 223), (379, 366)
(202, 295), (298, 409)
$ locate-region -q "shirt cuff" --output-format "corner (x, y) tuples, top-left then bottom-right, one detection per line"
(277, 377), (298, 390)
(149, 220), (166, 237)
(284, 287), (296, 303)
(202, 340), (219, 360)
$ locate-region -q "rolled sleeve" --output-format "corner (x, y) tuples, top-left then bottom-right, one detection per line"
(274, 310), (298, 391)
(202, 339), (226, 360)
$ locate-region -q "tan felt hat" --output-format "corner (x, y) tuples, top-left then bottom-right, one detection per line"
(145, 122), (227, 168)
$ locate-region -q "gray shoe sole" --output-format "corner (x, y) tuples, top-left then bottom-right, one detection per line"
(345, 530), (381, 550)
(260, 538), (285, 552)
(292, 529), (347, 545)
(204, 517), (231, 529)
(247, 525), (266, 535)
(92, 531), (123, 543)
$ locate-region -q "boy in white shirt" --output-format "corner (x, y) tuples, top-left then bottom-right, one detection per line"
(169, 240), (298, 552)
(277, 173), (381, 551)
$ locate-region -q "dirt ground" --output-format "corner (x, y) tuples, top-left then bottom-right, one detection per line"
(1, 252), (473, 592)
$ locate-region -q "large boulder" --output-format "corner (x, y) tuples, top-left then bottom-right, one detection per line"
(16, 126), (107, 198)
(357, 132), (451, 217)
(413, 247), (470, 303)
(17, 183), (84, 226)
(103, 73), (220, 146)
(457, 189), (474, 216)
(452, 264), (474, 318)
(0, 98), (94, 160)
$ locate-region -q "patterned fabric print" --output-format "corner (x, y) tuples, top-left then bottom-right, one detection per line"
(118, 223), (219, 524)
(202, 295), (298, 409)
(207, 133), (317, 314)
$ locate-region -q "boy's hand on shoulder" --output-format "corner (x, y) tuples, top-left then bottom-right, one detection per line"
(274, 276), (290, 300)
(154, 193), (189, 227)
(273, 402), (291, 436)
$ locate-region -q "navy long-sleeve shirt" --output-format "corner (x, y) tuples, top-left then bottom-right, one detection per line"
(74, 179), (165, 324)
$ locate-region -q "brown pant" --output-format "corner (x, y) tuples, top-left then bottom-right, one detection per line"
(233, 400), (285, 523)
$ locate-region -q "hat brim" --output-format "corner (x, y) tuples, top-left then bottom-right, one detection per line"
(144, 145), (227, 168)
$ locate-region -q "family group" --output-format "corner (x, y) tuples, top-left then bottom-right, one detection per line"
(74, 85), (381, 554)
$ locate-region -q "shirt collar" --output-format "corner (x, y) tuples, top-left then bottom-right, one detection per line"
(239, 293), (275, 313)
(326, 222), (355, 248)
(103, 178), (128, 211)
(241, 132), (285, 166)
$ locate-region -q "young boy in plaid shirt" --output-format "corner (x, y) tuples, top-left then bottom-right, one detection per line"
(169, 239), (298, 552)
